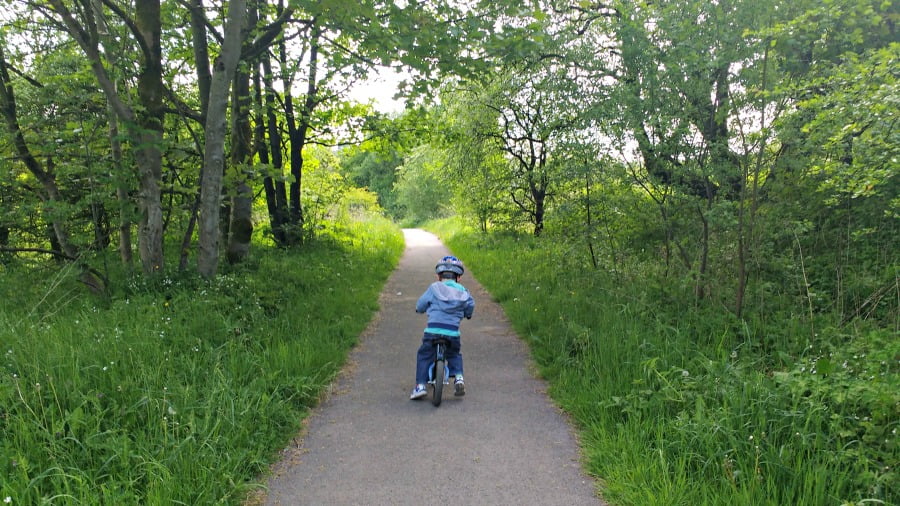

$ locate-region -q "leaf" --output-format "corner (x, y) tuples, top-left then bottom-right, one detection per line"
(816, 358), (835, 376)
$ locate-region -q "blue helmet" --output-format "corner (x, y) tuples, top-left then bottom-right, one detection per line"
(435, 255), (464, 276)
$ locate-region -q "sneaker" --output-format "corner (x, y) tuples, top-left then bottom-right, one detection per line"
(410, 384), (427, 400)
(454, 376), (466, 396)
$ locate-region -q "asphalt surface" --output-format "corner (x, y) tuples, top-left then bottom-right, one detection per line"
(260, 229), (602, 505)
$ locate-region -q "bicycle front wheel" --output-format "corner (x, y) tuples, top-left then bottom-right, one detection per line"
(432, 358), (445, 407)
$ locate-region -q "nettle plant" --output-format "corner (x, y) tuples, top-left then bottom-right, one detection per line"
(773, 328), (899, 497)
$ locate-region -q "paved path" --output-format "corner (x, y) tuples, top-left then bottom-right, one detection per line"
(261, 229), (601, 505)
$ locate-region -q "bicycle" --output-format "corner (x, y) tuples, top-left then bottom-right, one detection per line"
(426, 336), (452, 407)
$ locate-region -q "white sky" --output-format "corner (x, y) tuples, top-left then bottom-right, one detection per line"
(347, 67), (409, 114)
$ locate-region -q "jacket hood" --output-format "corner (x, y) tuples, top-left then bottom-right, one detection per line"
(432, 281), (469, 302)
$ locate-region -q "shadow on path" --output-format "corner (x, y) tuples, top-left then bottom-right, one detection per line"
(261, 229), (602, 505)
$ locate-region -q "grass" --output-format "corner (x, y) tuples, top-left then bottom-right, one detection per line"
(426, 217), (898, 506)
(0, 216), (404, 504)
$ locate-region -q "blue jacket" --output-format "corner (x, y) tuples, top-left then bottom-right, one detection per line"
(415, 280), (475, 337)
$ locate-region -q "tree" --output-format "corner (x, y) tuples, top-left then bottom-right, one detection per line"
(197, 0), (246, 277)
(762, 0), (899, 322)
(435, 87), (508, 232)
(340, 147), (403, 217)
(393, 144), (448, 223)
(28, 0), (167, 275)
(455, 66), (581, 236)
(596, 0), (787, 302)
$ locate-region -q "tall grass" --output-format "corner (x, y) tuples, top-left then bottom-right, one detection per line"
(428, 218), (898, 506)
(0, 216), (404, 504)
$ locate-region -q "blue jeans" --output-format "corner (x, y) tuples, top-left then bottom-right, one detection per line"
(416, 333), (463, 384)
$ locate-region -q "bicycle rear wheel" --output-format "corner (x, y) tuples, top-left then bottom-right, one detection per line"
(432, 358), (445, 407)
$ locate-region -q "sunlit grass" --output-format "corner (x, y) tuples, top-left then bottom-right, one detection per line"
(427, 217), (898, 506)
(0, 216), (404, 504)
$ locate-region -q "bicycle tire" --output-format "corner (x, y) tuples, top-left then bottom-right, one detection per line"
(432, 358), (445, 406)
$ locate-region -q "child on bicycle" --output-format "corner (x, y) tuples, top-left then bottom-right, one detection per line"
(410, 255), (475, 400)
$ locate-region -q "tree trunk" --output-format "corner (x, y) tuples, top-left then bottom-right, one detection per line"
(190, 0), (212, 123)
(695, 199), (711, 301)
(0, 185), (8, 250)
(0, 181), (6, 256)
(130, 0), (166, 275)
(226, 60), (254, 264)
(584, 168), (598, 269)
(533, 188), (545, 237)
(198, 0), (246, 277)
(226, 179), (253, 264)
(179, 0), (213, 270)
(90, 200), (111, 250)
(528, 156), (548, 237)
(260, 56), (289, 246)
(106, 91), (133, 267)
(224, 0), (255, 264)
(284, 23), (321, 245)
(92, 0), (134, 266)
(47, 223), (63, 259)
(179, 198), (200, 271)
(736, 43), (772, 319)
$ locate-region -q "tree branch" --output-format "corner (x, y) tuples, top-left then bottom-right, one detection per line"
(98, 0), (153, 63)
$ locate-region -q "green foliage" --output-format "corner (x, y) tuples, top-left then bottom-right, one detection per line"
(429, 217), (898, 505)
(0, 43), (119, 250)
(797, 44), (899, 205)
(433, 83), (520, 232)
(301, 146), (354, 240)
(0, 218), (404, 504)
(774, 329), (899, 498)
(339, 146), (403, 217)
(754, 0), (900, 324)
(392, 144), (452, 225)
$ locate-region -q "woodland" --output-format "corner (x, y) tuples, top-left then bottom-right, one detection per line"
(0, 0), (897, 504)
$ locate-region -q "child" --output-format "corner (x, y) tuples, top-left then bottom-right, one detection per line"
(411, 255), (475, 400)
